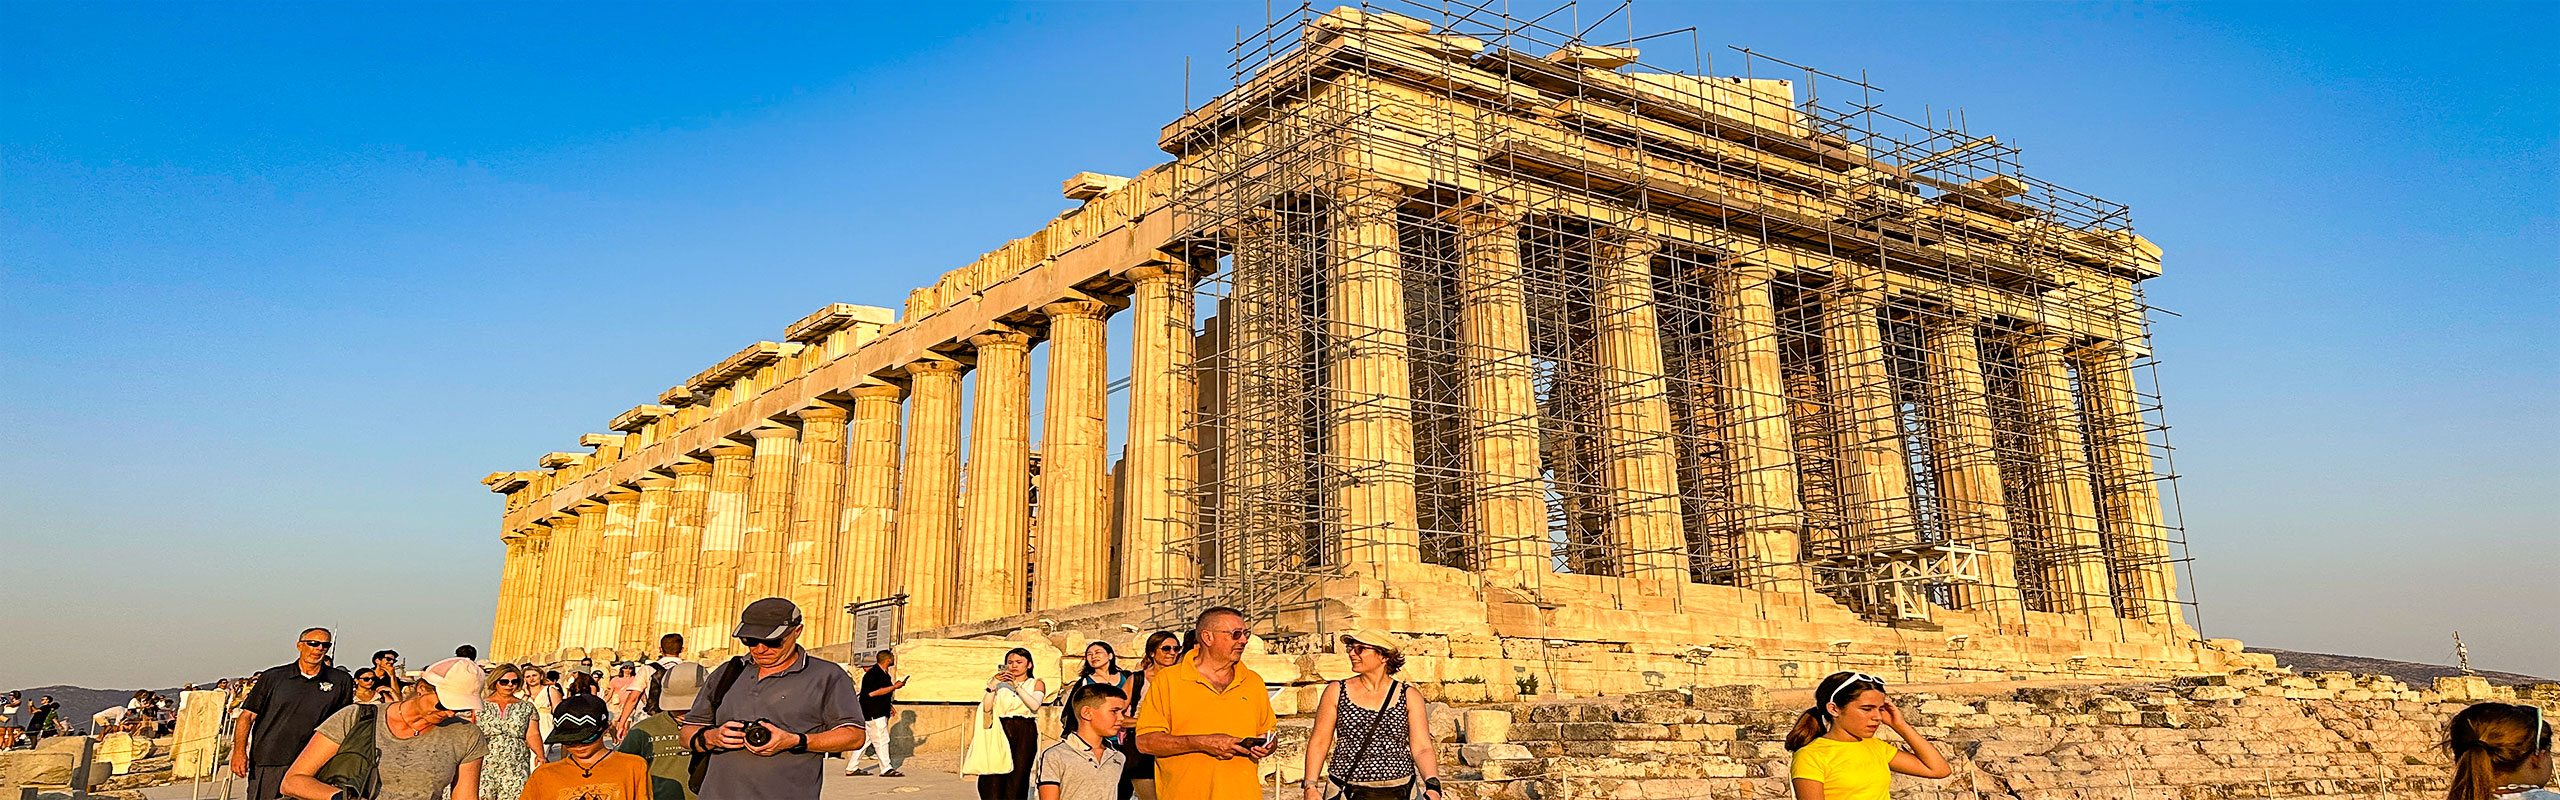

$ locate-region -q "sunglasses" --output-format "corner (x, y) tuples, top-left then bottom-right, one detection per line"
(1205, 629), (1249, 641)
(299, 640), (333, 649)
(1154, 645), (1180, 653)
(738, 635), (786, 649)
(496, 679), (521, 686)
(1829, 672), (1888, 708)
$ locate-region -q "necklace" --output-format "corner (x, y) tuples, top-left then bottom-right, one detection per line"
(566, 747), (611, 778)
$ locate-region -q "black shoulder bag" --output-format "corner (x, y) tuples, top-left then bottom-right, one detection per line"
(314, 706), (381, 799)
(685, 656), (751, 793)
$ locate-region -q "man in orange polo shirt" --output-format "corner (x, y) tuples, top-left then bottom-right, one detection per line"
(1135, 606), (1277, 800)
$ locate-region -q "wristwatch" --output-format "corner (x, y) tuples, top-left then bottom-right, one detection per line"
(786, 730), (811, 755)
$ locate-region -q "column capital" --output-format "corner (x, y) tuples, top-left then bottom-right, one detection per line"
(796, 404), (851, 424)
(1444, 195), (1523, 232)
(1041, 300), (1110, 321)
(1125, 262), (1189, 284)
(711, 441), (756, 458)
(849, 381), (906, 401)
(968, 330), (1032, 352)
(749, 425), (799, 440)
(1598, 228), (1660, 261)
(1333, 177), (1410, 216)
(899, 359), (969, 378)
(672, 459), (715, 477)
(1728, 261), (1780, 282)
(605, 486), (641, 500)
(635, 475), (677, 490)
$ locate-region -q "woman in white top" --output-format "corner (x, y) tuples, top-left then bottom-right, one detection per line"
(2446, 701), (2557, 800)
(976, 647), (1047, 800)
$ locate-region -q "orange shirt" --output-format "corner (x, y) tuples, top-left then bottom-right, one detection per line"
(1134, 656), (1275, 800)
(520, 750), (651, 800)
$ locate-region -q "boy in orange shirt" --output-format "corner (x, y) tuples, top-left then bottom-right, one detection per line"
(523, 694), (651, 800)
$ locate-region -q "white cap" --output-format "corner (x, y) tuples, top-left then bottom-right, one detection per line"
(421, 657), (485, 712)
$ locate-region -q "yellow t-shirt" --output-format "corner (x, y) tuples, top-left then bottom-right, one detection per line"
(520, 750), (652, 800)
(1789, 736), (1899, 800)
(1133, 656), (1276, 800)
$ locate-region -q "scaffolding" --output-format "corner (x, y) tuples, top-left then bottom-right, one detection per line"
(1151, 1), (2194, 642)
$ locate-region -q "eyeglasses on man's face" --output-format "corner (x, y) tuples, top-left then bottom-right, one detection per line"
(738, 635), (786, 649)
(299, 640), (333, 650)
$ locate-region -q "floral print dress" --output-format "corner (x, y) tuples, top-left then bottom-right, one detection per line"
(474, 697), (537, 800)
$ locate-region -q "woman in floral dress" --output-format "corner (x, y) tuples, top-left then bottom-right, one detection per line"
(474, 664), (544, 800)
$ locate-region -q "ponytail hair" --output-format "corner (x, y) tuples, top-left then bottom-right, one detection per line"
(2445, 702), (2552, 800)
(1785, 671), (1889, 751)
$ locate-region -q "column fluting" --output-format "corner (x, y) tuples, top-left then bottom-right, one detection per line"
(1120, 265), (1198, 594)
(893, 361), (968, 631)
(692, 441), (756, 648)
(1451, 201), (1552, 583)
(1712, 263), (1810, 591)
(959, 331), (1034, 623)
(1036, 302), (1113, 609)
(834, 383), (905, 617)
(788, 405), (850, 643)
(1326, 180), (1422, 568)
(1592, 232), (1686, 578)
(621, 475), (675, 650)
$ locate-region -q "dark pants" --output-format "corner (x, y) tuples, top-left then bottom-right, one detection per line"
(976, 716), (1038, 800)
(249, 764), (290, 800)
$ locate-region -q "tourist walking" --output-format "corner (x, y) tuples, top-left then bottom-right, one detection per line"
(232, 627), (354, 800)
(1784, 671), (1950, 800)
(1063, 641), (1134, 738)
(975, 647), (1049, 800)
(280, 657), (488, 800)
(2444, 702), (2557, 800)
(521, 694), (650, 800)
(679, 597), (868, 799)
(569, 670), (602, 699)
(1301, 630), (1440, 800)
(1134, 607), (1276, 800)
(1122, 631), (1182, 800)
(608, 663), (646, 738)
(619, 658), (707, 800)
(846, 649), (908, 777)
(475, 664), (545, 800)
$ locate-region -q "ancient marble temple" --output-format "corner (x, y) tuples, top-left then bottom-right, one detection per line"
(483, 6), (2253, 688)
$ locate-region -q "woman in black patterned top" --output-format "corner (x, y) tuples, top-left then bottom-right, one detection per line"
(1301, 630), (1442, 800)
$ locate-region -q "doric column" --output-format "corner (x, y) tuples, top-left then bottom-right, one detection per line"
(2018, 331), (2115, 616)
(834, 383), (904, 615)
(531, 515), (574, 657)
(1924, 319), (2023, 610)
(1712, 262), (1810, 591)
(620, 475), (676, 650)
(959, 331), (1034, 623)
(1120, 264), (1198, 593)
(1326, 180), (1422, 568)
(1822, 274), (1917, 551)
(588, 488), (639, 653)
(659, 460), (712, 645)
(1592, 232), (1685, 578)
(1036, 302), (1114, 609)
(742, 425), (801, 602)
(560, 501), (609, 654)
(789, 405), (851, 644)
(1450, 200), (1551, 583)
(692, 442), (755, 648)
(492, 536), (526, 659)
(893, 360), (968, 630)
(2078, 343), (2178, 622)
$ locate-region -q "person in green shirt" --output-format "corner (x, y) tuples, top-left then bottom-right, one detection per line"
(618, 660), (708, 800)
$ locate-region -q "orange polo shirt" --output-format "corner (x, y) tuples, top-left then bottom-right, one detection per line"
(1134, 655), (1275, 800)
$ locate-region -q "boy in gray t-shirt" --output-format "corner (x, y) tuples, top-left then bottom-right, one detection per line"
(1036, 685), (1128, 800)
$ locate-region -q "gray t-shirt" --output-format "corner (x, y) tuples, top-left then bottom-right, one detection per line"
(682, 652), (864, 799)
(1035, 737), (1126, 800)
(313, 704), (487, 800)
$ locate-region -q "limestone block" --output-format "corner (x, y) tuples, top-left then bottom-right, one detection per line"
(2182, 686), (2245, 702)
(1477, 758), (1542, 781)
(1919, 699), (1973, 716)
(1463, 709), (1514, 743)
(171, 689), (224, 779)
(1429, 702), (1461, 741)
(1242, 652), (1305, 683)
(2434, 676), (2494, 701)
(1687, 684), (1769, 710)
(1461, 742), (1535, 765)
(892, 637), (1065, 703)
(1307, 653), (1354, 681)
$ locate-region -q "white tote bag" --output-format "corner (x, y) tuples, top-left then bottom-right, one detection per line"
(959, 701), (1013, 776)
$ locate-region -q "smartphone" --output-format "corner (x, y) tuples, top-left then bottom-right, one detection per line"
(1237, 737), (1268, 749)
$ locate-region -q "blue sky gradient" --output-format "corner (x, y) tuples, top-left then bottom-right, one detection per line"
(4, 1), (2552, 689)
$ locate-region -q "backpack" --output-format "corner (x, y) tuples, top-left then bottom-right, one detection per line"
(314, 706), (382, 799)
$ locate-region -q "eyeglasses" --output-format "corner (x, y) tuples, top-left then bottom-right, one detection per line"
(738, 635), (786, 649)
(1205, 629), (1249, 641)
(496, 679), (521, 686)
(299, 640), (333, 649)
(1154, 645), (1180, 653)
(1829, 672), (1888, 708)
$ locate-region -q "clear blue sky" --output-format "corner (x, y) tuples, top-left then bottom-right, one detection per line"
(4, 1), (2552, 690)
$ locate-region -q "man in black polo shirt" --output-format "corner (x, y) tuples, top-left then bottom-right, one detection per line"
(230, 627), (352, 800)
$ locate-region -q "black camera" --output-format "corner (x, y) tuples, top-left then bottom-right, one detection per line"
(740, 720), (773, 748)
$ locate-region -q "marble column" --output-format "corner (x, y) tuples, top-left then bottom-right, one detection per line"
(1712, 263), (1810, 591)
(834, 383), (905, 616)
(621, 475), (675, 649)
(1326, 180), (1422, 568)
(789, 405), (850, 643)
(693, 442), (756, 647)
(1822, 275), (1918, 552)
(1450, 201), (1551, 583)
(2018, 332), (2115, 616)
(959, 331), (1033, 623)
(561, 501), (610, 653)
(1592, 232), (1686, 578)
(894, 360), (968, 630)
(532, 515), (575, 656)
(1120, 264), (1198, 593)
(2077, 343), (2178, 622)
(742, 425), (801, 602)
(659, 459), (712, 644)
(1924, 319), (2023, 610)
(492, 536), (527, 658)
(588, 489), (639, 653)
(1036, 302), (1113, 609)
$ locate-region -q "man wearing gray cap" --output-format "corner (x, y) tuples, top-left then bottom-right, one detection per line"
(620, 654), (708, 800)
(679, 598), (867, 799)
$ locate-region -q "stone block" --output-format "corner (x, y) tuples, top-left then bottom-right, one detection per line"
(1919, 699), (1973, 716)
(891, 637), (1065, 703)
(1477, 758), (1542, 782)
(1463, 709), (1515, 743)
(1430, 702), (1462, 742)
(2182, 686), (2245, 702)
(1558, 722), (1672, 741)
(1687, 684), (1768, 710)
(1461, 742), (1535, 765)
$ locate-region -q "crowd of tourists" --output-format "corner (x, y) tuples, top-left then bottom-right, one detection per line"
(16, 599), (2553, 800)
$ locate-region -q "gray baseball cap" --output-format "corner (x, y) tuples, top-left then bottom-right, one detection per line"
(733, 597), (803, 640)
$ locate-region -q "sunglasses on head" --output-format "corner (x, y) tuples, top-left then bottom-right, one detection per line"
(738, 635), (786, 649)
(1829, 672), (1888, 708)
(299, 640), (333, 649)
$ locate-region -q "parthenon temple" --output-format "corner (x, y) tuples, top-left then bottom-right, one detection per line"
(483, 3), (2251, 689)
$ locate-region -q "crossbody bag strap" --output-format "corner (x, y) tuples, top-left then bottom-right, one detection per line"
(1332, 680), (1396, 785)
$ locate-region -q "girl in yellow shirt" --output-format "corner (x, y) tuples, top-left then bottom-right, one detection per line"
(1786, 671), (1951, 800)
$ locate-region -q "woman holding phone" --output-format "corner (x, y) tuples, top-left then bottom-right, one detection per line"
(977, 647), (1047, 800)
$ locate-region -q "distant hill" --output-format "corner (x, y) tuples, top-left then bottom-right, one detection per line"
(2248, 647), (2555, 687)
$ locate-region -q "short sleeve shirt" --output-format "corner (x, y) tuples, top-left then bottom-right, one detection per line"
(681, 651), (865, 799)
(1133, 657), (1274, 800)
(617, 711), (696, 800)
(521, 750), (652, 800)
(237, 663), (354, 766)
(859, 666), (895, 721)
(313, 705), (487, 800)
(1789, 736), (1899, 800)
(1034, 737), (1126, 800)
